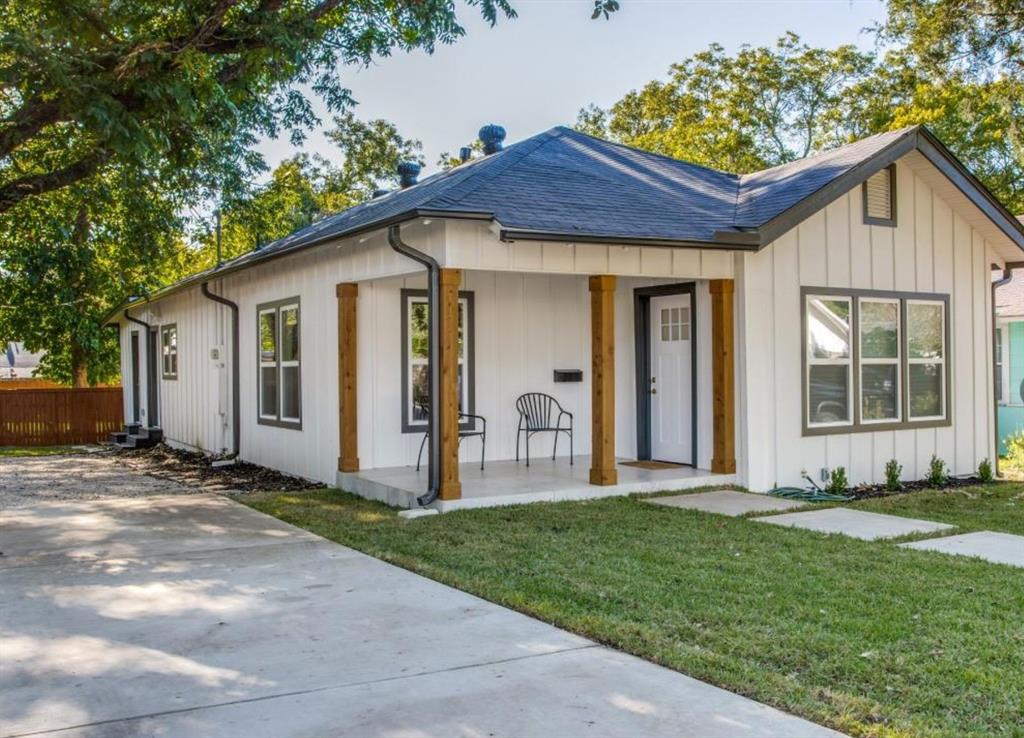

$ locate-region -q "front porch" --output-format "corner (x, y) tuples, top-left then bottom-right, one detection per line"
(340, 456), (734, 512)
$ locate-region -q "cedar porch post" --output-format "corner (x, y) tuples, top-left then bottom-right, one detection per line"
(438, 268), (462, 500)
(336, 283), (359, 472)
(709, 279), (736, 474)
(589, 275), (618, 486)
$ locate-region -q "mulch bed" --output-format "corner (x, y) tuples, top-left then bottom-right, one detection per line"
(115, 444), (325, 494)
(843, 474), (987, 500)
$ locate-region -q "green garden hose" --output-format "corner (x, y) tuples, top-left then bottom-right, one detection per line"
(769, 475), (853, 502)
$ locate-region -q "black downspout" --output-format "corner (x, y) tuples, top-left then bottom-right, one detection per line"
(388, 224), (441, 506)
(122, 311), (154, 425)
(992, 262), (1024, 478)
(201, 282), (240, 459)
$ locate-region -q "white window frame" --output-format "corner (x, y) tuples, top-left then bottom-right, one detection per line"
(805, 294), (854, 429)
(257, 298), (301, 429)
(996, 324), (1011, 406)
(858, 297), (901, 425)
(906, 298), (946, 421)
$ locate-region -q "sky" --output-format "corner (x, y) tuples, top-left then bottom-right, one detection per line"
(256, 0), (888, 180)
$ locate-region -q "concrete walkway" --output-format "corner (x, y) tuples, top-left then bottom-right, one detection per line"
(0, 493), (842, 738)
(752, 507), (955, 541)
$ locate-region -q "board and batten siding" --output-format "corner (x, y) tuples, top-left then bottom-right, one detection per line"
(118, 288), (233, 453)
(737, 158), (999, 491)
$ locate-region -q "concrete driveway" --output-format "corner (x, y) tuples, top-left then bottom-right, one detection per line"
(0, 492), (842, 738)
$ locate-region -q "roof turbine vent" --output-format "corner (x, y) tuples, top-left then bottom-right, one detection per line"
(397, 161), (421, 188)
(479, 124), (506, 155)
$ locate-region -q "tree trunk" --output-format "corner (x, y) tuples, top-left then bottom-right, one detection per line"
(70, 341), (88, 388)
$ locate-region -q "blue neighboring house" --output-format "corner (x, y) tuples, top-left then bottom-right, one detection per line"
(996, 226), (1024, 454)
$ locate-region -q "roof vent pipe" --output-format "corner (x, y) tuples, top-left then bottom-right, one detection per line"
(397, 162), (421, 188)
(459, 146), (473, 164)
(479, 124), (506, 155)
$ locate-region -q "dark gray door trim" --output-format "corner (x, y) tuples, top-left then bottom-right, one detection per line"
(634, 282), (698, 464)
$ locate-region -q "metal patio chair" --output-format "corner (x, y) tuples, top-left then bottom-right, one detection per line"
(515, 392), (573, 467)
(415, 401), (487, 471)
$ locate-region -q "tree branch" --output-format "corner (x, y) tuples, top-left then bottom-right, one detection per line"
(0, 98), (65, 160)
(0, 150), (109, 213)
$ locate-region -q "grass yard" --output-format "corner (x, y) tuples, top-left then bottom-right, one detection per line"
(246, 485), (1024, 738)
(0, 445), (81, 457)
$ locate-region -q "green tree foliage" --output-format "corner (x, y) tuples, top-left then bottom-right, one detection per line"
(0, 169), (182, 385)
(0, 0), (520, 214)
(878, 0), (1024, 77)
(577, 33), (1023, 213)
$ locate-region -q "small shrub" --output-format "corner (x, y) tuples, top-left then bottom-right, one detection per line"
(826, 466), (848, 495)
(884, 459), (902, 491)
(977, 458), (994, 483)
(927, 454), (948, 487)
(1003, 431), (1024, 471)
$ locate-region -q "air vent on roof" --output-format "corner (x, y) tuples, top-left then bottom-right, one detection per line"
(479, 124), (506, 155)
(863, 165), (896, 226)
(397, 162), (421, 188)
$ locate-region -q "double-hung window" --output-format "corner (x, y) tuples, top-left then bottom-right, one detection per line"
(257, 298), (301, 428)
(401, 289), (474, 432)
(803, 289), (948, 434)
(161, 324), (178, 380)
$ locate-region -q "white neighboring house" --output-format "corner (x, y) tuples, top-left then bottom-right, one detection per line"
(106, 125), (1024, 509)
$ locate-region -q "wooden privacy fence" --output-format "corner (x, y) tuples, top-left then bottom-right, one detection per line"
(0, 387), (123, 446)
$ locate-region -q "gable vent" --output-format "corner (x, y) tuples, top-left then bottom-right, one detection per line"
(863, 166), (896, 225)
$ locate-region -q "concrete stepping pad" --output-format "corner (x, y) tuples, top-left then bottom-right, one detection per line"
(647, 490), (806, 516)
(900, 530), (1024, 568)
(753, 507), (955, 541)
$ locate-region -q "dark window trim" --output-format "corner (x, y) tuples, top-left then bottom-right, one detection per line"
(801, 286), (951, 436)
(256, 296), (302, 431)
(862, 164), (897, 227)
(400, 288), (475, 434)
(633, 282), (698, 464)
(160, 323), (178, 380)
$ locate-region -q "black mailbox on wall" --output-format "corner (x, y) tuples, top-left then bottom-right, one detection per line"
(553, 369), (583, 383)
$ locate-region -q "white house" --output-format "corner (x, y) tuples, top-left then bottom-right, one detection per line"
(107, 125), (1024, 509)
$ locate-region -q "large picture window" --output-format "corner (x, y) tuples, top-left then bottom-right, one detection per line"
(160, 324), (178, 380)
(401, 289), (474, 432)
(803, 288), (949, 435)
(257, 298), (301, 429)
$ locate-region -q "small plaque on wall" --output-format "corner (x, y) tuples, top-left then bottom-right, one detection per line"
(553, 369), (583, 383)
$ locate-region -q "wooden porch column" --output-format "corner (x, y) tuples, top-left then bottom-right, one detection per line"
(438, 268), (462, 500)
(336, 283), (359, 472)
(589, 275), (618, 486)
(709, 279), (736, 474)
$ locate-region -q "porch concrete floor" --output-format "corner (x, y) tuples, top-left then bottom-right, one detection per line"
(340, 455), (734, 511)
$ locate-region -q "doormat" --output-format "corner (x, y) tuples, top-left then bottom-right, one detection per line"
(621, 460), (686, 470)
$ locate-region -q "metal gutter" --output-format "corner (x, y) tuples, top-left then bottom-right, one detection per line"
(201, 282), (240, 459)
(104, 209), (493, 323)
(499, 228), (758, 251)
(387, 224), (441, 506)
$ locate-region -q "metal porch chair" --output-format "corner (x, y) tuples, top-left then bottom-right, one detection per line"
(415, 402), (487, 471)
(515, 393), (573, 467)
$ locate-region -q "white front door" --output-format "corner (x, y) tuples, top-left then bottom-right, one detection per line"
(649, 294), (693, 464)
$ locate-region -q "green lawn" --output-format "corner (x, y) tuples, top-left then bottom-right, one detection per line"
(0, 445), (82, 457)
(245, 485), (1024, 738)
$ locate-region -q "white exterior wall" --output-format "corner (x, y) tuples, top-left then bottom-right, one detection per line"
(737, 157), (999, 491)
(353, 271), (716, 472)
(116, 219), (725, 485)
